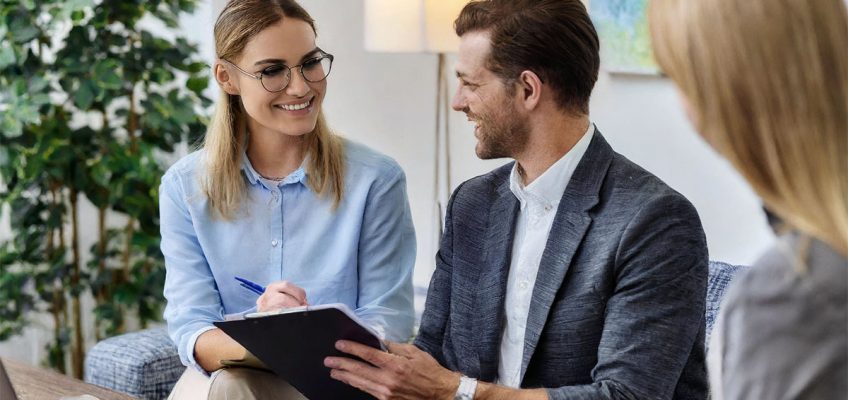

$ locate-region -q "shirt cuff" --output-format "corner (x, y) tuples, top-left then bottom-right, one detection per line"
(224, 305), (257, 321)
(185, 325), (218, 376)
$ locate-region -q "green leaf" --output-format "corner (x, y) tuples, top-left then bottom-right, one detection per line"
(28, 76), (49, 93)
(12, 78), (27, 96)
(94, 60), (122, 90)
(20, 0), (36, 11)
(16, 103), (39, 125)
(185, 76), (207, 93)
(30, 93), (50, 106)
(186, 62), (207, 73)
(73, 80), (94, 109)
(1, 114), (23, 138)
(60, 0), (93, 21)
(8, 18), (39, 44)
(70, 10), (84, 23)
(66, 0), (93, 11)
(0, 45), (15, 69)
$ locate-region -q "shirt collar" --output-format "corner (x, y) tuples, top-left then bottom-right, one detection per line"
(240, 151), (309, 187)
(509, 122), (595, 209)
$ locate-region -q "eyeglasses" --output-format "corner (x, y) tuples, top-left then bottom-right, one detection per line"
(222, 53), (334, 93)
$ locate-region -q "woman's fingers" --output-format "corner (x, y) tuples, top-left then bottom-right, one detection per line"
(256, 292), (303, 311)
(255, 280), (308, 312)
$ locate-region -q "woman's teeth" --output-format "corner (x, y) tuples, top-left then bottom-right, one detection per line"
(277, 100), (311, 111)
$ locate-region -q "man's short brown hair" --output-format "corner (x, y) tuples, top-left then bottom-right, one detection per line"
(455, 0), (600, 114)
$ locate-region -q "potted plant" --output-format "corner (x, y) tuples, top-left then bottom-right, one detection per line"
(0, 0), (211, 378)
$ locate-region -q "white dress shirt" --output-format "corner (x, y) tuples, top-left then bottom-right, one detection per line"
(497, 123), (594, 388)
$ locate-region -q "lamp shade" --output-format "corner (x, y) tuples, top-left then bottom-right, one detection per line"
(364, 0), (467, 53)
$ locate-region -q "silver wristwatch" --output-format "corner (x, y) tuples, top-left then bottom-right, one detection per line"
(454, 375), (478, 400)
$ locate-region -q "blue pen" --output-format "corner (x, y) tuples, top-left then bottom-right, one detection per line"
(234, 276), (266, 296)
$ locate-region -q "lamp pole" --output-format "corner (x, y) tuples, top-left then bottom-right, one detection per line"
(434, 52), (452, 235)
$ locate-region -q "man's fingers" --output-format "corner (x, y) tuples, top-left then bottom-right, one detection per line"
(325, 356), (392, 399)
(335, 340), (394, 367)
(328, 368), (389, 400)
(325, 355), (379, 374)
(385, 341), (418, 358)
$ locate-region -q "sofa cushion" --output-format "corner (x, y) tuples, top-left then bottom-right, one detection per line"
(85, 326), (184, 399)
(706, 261), (746, 349)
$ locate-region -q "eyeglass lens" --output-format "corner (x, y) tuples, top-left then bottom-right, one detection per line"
(261, 56), (333, 92)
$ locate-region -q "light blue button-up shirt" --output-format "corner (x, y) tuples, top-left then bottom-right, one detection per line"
(160, 139), (416, 371)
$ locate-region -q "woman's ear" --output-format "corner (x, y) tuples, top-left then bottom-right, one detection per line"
(517, 70), (542, 111)
(215, 61), (240, 95)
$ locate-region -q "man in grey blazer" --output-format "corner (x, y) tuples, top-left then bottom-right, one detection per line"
(325, 1), (708, 399)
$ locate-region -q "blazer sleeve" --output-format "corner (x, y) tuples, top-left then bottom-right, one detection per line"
(413, 182), (464, 364)
(547, 193), (708, 400)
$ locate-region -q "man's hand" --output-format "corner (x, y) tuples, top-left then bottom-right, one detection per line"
(256, 280), (308, 312)
(325, 340), (460, 400)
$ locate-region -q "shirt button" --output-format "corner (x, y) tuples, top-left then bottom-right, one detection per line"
(271, 239), (279, 247)
(519, 280), (529, 290)
(268, 191), (280, 207)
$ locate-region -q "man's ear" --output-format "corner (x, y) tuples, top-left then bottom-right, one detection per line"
(215, 61), (240, 95)
(516, 70), (542, 111)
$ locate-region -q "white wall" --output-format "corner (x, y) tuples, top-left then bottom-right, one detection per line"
(1, 0), (775, 365)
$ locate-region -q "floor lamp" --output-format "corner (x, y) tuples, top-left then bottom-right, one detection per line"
(364, 0), (467, 240)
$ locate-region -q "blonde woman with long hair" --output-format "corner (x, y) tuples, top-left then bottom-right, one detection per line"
(650, 0), (847, 398)
(160, 1), (415, 398)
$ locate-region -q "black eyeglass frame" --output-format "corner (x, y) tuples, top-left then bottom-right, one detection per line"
(221, 53), (335, 93)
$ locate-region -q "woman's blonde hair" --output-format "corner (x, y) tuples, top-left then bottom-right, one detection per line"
(203, 0), (345, 219)
(649, 0), (848, 256)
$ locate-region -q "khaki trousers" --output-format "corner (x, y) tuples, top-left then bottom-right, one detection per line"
(168, 367), (308, 400)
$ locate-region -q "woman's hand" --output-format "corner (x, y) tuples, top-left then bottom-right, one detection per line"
(256, 280), (308, 312)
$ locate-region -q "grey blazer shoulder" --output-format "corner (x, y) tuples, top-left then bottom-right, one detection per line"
(713, 233), (847, 399)
(416, 130), (709, 400)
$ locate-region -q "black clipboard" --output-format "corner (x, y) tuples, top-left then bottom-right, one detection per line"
(214, 303), (382, 400)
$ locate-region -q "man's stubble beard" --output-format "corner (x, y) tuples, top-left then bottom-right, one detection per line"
(474, 101), (530, 160)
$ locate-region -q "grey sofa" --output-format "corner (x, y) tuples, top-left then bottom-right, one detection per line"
(84, 260), (745, 399)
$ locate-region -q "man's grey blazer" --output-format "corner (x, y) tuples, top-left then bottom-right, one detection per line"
(415, 131), (709, 399)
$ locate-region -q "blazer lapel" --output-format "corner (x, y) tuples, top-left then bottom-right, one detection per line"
(474, 177), (519, 381)
(519, 130), (614, 381)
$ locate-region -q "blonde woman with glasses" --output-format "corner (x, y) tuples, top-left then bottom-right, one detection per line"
(650, 0), (847, 398)
(160, 1), (415, 398)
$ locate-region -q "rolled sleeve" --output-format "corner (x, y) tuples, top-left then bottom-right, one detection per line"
(184, 325), (217, 374)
